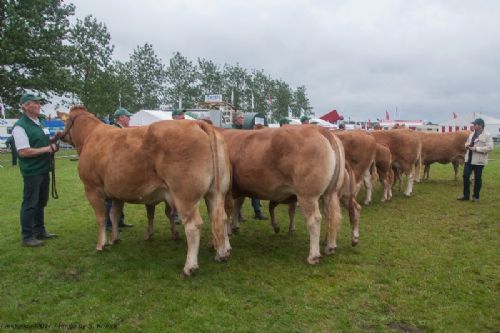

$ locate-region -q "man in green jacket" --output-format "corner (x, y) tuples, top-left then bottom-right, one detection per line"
(12, 93), (59, 247)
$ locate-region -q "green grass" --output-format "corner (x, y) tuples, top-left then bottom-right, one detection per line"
(0, 148), (499, 332)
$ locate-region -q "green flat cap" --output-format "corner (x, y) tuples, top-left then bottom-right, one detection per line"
(472, 118), (485, 126)
(300, 115), (311, 123)
(279, 118), (291, 126)
(20, 93), (44, 105)
(172, 109), (186, 117)
(114, 107), (132, 118)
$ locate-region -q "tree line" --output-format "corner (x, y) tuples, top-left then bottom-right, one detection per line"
(0, 0), (312, 121)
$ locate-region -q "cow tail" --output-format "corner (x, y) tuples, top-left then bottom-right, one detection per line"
(198, 122), (224, 248)
(370, 160), (378, 183)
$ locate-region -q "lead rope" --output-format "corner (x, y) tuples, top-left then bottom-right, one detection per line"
(50, 143), (59, 199)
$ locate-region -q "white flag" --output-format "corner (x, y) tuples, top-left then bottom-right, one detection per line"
(251, 93), (255, 110)
(288, 106), (293, 119)
(231, 89), (234, 105)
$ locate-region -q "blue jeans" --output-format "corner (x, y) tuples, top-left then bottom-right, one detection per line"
(251, 198), (262, 214)
(463, 163), (484, 199)
(20, 174), (49, 240)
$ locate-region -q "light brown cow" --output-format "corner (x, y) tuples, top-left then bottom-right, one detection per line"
(268, 160), (361, 247)
(370, 129), (422, 197)
(267, 130), (374, 246)
(374, 143), (394, 201)
(415, 131), (469, 181)
(222, 125), (346, 264)
(334, 130), (377, 205)
(58, 106), (231, 276)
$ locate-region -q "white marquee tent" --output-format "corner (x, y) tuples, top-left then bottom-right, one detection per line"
(129, 110), (195, 126)
(439, 112), (500, 139)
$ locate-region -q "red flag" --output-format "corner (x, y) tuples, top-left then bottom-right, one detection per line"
(452, 112), (457, 119)
(385, 111), (389, 121)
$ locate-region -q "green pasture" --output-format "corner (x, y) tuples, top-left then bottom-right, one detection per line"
(0, 149), (498, 332)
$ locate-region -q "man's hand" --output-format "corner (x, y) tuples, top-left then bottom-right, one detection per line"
(50, 143), (59, 153)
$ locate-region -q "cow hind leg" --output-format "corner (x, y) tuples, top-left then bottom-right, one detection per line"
(321, 193), (341, 255)
(288, 202), (297, 234)
(84, 187), (107, 251)
(404, 164), (416, 197)
(298, 197), (322, 264)
(231, 197), (245, 235)
(268, 201), (280, 234)
(109, 200), (123, 245)
(206, 192), (231, 262)
(348, 198), (361, 246)
(362, 169), (373, 205)
(179, 204), (202, 276)
(452, 161), (459, 180)
(165, 202), (180, 241)
(144, 204), (155, 241)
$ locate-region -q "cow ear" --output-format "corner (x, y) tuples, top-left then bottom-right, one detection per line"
(57, 111), (69, 123)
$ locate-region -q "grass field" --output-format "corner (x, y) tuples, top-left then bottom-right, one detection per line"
(0, 148), (498, 332)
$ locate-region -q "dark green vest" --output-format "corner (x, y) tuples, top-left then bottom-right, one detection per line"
(14, 115), (51, 176)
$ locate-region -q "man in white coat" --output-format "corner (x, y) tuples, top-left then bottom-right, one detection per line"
(457, 118), (494, 202)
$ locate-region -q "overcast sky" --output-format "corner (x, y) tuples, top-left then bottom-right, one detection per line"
(70, 0), (500, 123)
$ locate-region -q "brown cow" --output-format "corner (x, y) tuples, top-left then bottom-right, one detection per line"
(334, 130), (377, 205)
(415, 131), (469, 181)
(267, 130), (373, 245)
(370, 129), (422, 197)
(58, 106), (231, 276)
(268, 160), (361, 247)
(374, 143), (394, 201)
(222, 125), (346, 264)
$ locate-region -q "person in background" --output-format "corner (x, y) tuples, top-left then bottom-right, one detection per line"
(457, 118), (493, 202)
(232, 111), (268, 220)
(105, 107), (134, 230)
(12, 93), (59, 247)
(279, 118), (291, 127)
(6, 135), (18, 166)
(232, 111), (245, 129)
(300, 115), (310, 124)
(172, 109), (186, 120)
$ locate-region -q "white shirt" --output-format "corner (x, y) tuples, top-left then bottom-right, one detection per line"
(11, 116), (45, 151)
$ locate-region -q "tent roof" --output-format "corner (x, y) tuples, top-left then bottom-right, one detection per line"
(440, 112), (500, 125)
(320, 110), (342, 123)
(130, 110), (194, 126)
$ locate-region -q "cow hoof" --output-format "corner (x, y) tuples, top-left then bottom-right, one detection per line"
(364, 200), (371, 206)
(288, 229), (296, 235)
(273, 227), (280, 234)
(404, 193), (412, 198)
(182, 266), (199, 277)
(215, 253), (229, 262)
(352, 239), (359, 247)
(172, 232), (181, 241)
(324, 246), (336, 256)
(307, 256), (321, 265)
(144, 234), (153, 241)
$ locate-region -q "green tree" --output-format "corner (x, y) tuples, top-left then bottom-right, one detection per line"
(197, 58), (223, 97)
(292, 85), (312, 117)
(272, 80), (293, 120)
(222, 63), (248, 110)
(125, 43), (166, 111)
(0, 0), (75, 112)
(68, 15), (115, 116)
(165, 52), (199, 109)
